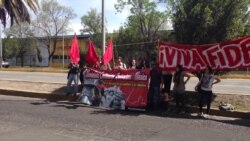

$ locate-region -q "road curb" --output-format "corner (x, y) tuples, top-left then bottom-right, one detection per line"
(186, 106), (250, 119)
(0, 89), (76, 101)
(0, 88), (249, 119)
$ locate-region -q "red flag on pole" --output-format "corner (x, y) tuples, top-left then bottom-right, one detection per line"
(69, 33), (80, 64)
(103, 39), (113, 65)
(86, 40), (99, 65)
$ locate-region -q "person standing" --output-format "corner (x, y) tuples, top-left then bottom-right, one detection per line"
(173, 65), (191, 113)
(129, 58), (139, 70)
(148, 62), (163, 111)
(162, 70), (173, 100)
(195, 66), (221, 116)
(114, 56), (127, 70)
(67, 63), (79, 96)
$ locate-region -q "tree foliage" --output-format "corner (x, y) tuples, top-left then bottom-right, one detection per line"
(80, 8), (102, 35)
(80, 8), (106, 49)
(4, 23), (37, 66)
(115, 0), (170, 61)
(0, 0), (39, 27)
(169, 0), (250, 44)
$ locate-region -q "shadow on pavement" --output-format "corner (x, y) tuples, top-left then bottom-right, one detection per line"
(29, 99), (250, 128)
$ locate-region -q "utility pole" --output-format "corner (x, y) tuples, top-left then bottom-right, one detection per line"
(0, 22), (2, 68)
(102, 0), (106, 55)
(62, 23), (65, 68)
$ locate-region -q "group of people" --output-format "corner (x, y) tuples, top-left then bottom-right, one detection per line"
(149, 63), (221, 116)
(66, 56), (146, 96)
(67, 57), (221, 117)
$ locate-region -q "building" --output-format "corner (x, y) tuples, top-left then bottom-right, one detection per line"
(49, 34), (91, 67)
(6, 34), (91, 67)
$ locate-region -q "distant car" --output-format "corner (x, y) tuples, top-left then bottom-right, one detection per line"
(1, 61), (10, 68)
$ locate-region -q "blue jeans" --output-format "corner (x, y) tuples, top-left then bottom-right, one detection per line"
(67, 74), (78, 95)
(148, 86), (161, 111)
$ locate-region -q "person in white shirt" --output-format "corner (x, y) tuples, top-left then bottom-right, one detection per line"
(195, 66), (221, 116)
(114, 56), (127, 70)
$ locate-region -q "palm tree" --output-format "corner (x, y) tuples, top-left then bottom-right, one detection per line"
(0, 0), (39, 27)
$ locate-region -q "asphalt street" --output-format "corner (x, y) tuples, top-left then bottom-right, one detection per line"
(0, 71), (249, 95)
(0, 95), (249, 141)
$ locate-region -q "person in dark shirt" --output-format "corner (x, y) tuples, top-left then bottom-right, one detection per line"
(67, 63), (79, 96)
(148, 62), (163, 111)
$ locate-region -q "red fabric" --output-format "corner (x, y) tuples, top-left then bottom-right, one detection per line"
(158, 35), (250, 72)
(86, 40), (99, 65)
(69, 34), (80, 64)
(85, 68), (150, 107)
(103, 39), (113, 65)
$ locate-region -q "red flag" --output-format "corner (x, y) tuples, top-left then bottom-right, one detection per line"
(103, 39), (113, 65)
(86, 40), (99, 65)
(69, 33), (80, 64)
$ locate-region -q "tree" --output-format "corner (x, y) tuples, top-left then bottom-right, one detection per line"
(0, 0), (39, 27)
(31, 0), (76, 63)
(81, 8), (102, 35)
(115, 0), (170, 61)
(80, 8), (105, 48)
(4, 22), (37, 67)
(169, 0), (250, 44)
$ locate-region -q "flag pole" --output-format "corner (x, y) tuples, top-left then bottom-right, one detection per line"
(102, 0), (106, 55)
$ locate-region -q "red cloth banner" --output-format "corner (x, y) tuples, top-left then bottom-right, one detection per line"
(158, 36), (250, 72)
(103, 39), (113, 65)
(84, 69), (150, 108)
(86, 40), (99, 65)
(69, 34), (80, 64)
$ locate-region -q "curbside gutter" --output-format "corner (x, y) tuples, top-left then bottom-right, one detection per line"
(186, 106), (250, 119)
(0, 89), (76, 102)
(0, 88), (249, 119)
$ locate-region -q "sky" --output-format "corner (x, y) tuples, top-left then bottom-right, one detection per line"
(58, 0), (167, 35)
(59, 0), (132, 35)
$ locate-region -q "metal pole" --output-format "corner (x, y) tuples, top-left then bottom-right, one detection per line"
(0, 22), (2, 68)
(62, 24), (65, 68)
(102, 0), (106, 55)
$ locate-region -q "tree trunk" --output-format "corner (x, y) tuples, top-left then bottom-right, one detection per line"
(48, 38), (58, 67)
(21, 54), (24, 67)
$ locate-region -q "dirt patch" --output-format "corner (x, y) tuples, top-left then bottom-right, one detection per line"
(213, 94), (250, 112)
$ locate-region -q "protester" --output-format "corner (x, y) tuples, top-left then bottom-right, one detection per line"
(129, 58), (139, 69)
(67, 63), (79, 96)
(91, 79), (105, 106)
(173, 65), (191, 113)
(148, 61), (163, 111)
(162, 70), (173, 101)
(138, 57), (147, 69)
(114, 56), (127, 70)
(79, 64), (87, 87)
(195, 66), (221, 116)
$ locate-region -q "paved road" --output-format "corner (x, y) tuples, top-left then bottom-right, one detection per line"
(0, 95), (249, 141)
(0, 71), (249, 95)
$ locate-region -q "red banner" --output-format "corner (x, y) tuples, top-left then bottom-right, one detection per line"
(84, 69), (150, 108)
(158, 36), (250, 72)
